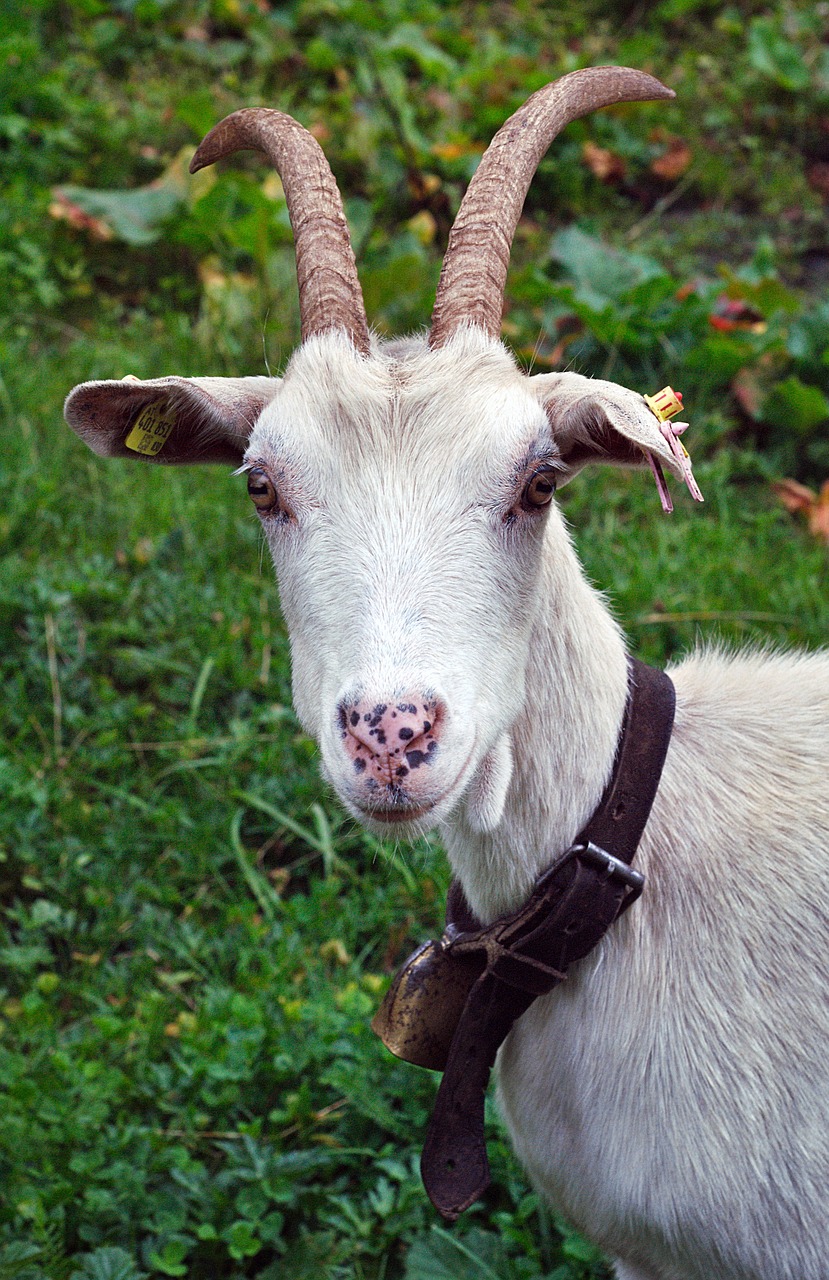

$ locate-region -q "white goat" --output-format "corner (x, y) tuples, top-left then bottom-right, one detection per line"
(64, 69), (829, 1280)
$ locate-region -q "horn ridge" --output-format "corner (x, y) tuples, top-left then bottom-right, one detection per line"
(428, 67), (674, 350)
(191, 108), (370, 355)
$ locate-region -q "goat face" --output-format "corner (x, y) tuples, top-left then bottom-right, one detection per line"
(64, 70), (690, 839)
(245, 330), (562, 835)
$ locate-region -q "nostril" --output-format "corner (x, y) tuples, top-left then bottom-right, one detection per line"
(338, 694), (446, 775)
(427, 701), (444, 738)
(386, 698), (444, 759)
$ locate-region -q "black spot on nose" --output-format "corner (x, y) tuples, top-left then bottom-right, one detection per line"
(405, 748), (436, 769)
(350, 711), (360, 727)
(354, 758), (366, 773)
(398, 727), (414, 741)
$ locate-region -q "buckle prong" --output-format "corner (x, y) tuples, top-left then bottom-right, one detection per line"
(575, 840), (645, 893)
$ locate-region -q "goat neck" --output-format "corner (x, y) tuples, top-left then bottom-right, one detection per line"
(443, 516), (629, 924)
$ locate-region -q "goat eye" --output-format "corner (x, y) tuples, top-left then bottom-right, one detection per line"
(522, 467), (557, 510)
(247, 467), (277, 512)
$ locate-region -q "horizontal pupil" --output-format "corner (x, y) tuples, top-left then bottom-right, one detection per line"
(530, 474), (554, 501)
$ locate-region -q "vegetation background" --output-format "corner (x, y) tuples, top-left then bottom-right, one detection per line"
(2, 0), (828, 1276)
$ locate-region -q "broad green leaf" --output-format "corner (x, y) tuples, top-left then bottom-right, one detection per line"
(54, 184), (181, 247)
(404, 1226), (515, 1280)
(224, 1219), (261, 1261)
(550, 227), (664, 311)
(747, 18), (810, 91)
(145, 1240), (188, 1279)
(685, 333), (756, 385)
(0, 1240), (46, 1279)
(561, 1231), (605, 1263)
(305, 37), (339, 72)
(786, 303), (829, 363)
(69, 1247), (147, 1280)
(719, 265), (799, 318)
(385, 25), (457, 79)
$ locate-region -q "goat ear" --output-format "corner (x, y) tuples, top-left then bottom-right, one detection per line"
(64, 375), (281, 465)
(532, 371), (687, 484)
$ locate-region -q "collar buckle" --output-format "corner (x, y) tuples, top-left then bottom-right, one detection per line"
(575, 839), (645, 901)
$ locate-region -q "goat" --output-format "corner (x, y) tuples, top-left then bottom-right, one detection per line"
(64, 68), (829, 1280)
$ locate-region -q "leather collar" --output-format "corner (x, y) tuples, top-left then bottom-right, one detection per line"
(371, 657), (676, 1220)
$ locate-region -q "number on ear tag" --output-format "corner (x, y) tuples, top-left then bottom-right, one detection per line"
(125, 401), (176, 456)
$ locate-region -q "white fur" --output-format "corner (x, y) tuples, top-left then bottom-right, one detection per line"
(465, 732), (514, 833)
(245, 328), (829, 1279)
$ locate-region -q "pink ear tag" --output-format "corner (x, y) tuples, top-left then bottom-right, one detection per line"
(642, 387), (704, 511)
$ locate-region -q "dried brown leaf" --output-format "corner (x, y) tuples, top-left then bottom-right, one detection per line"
(773, 477), (829, 543)
(650, 135), (692, 182)
(582, 140), (626, 182)
(809, 480), (829, 542)
(48, 193), (113, 241)
(431, 140), (485, 162)
(772, 477), (817, 514)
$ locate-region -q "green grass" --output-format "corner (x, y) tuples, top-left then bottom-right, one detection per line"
(2, 1), (829, 1276)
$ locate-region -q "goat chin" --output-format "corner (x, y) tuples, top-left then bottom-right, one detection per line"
(464, 732), (514, 833)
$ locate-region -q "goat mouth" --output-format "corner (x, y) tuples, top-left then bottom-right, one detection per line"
(368, 804), (432, 824)
(354, 743), (476, 828)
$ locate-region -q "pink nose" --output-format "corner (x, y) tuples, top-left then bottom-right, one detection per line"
(338, 696), (444, 786)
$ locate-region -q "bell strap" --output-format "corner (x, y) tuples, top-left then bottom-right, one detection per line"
(421, 839), (648, 1218)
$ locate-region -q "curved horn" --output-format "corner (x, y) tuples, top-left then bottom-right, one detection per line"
(190, 109), (370, 355)
(429, 67), (674, 350)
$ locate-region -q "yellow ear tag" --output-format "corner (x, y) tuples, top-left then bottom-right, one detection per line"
(124, 401), (176, 456)
(643, 386), (684, 422)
